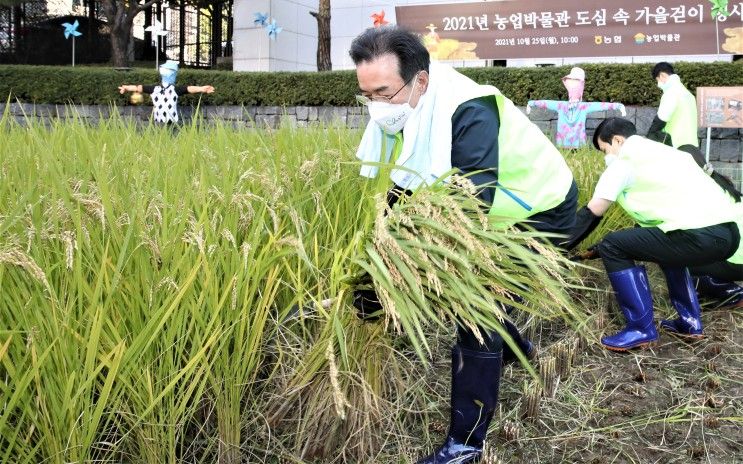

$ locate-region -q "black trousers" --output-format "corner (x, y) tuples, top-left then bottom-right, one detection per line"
(690, 260), (743, 282)
(458, 180), (579, 351)
(597, 222), (740, 274)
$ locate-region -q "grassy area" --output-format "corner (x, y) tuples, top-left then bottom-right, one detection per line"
(0, 114), (741, 463)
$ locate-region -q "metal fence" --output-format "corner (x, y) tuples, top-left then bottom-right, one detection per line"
(149, 0), (232, 68)
(0, 0), (49, 58)
(0, 0), (232, 68)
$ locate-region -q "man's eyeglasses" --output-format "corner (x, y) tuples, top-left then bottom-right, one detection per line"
(355, 75), (415, 105)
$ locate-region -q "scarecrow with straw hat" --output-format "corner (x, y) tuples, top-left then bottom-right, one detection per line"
(118, 60), (215, 125)
(527, 66), (626, 149)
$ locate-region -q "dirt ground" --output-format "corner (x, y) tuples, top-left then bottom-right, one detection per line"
(497, 272), (743, 463)
(416, 267), (743, 464)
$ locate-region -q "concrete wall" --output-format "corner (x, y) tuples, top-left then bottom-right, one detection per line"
(3, 102), (741, 168)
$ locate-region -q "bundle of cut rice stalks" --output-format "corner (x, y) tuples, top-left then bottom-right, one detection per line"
(264, 176), (589, 461)
(352, 175), (588, 361)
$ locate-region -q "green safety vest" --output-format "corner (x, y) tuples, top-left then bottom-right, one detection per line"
(386, 91), (573, 227)
(664, 86), (698, 148)
(487, 91), (574, 226)
(615, 136), (743, 264)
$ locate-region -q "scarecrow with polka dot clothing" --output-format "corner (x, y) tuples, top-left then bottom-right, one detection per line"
(118, 60), (215, 124)
(527, 67), (626, 149)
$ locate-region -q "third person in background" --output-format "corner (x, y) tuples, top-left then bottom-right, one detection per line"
(647, 62), (699, 149)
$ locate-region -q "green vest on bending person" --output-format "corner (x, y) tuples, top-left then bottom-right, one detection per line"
(615, 135), (743, 264)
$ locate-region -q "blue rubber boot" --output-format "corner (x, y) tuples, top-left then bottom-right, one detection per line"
(694, 275), (743, 309)
(601, 266), (659, 351)
(416, 345), (502, 464)
(660, 268), (704, 338)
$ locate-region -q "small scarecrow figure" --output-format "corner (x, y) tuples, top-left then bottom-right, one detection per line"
(118, 60), (215, 124)
(527, 67), (626, 149)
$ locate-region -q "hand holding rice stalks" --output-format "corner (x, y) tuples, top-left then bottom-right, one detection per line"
(354, 175), (586, 360)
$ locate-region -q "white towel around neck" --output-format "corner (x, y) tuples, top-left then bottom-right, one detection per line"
(356, 61), (499, 190)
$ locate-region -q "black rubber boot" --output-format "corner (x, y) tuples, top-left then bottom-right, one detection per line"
(416, 345), (502, 464)
(694, 275), (743, 309)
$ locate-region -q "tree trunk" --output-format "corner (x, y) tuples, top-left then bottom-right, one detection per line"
(310, 0), (331, 71)
(109, 23), (130, 67)
(101, 0), (160, 67)
(126, 28), (135, 62)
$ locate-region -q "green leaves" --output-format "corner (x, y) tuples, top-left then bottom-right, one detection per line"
(709, 0), (731, 18)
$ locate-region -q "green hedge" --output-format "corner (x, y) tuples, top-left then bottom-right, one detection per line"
(2, 61), (742, 107)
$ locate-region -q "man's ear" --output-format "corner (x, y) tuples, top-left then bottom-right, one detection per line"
(417, 70), (430, 93)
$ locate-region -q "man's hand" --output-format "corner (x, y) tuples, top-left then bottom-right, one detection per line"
(569, 244), (601, 261)
(561, 205), (604, 251)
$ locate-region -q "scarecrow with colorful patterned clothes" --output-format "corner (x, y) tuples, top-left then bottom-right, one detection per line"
(118, 60), (215, 124)
(527, 67), (626, 149)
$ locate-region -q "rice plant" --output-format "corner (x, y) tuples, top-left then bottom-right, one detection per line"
(0, 109), (610, 463)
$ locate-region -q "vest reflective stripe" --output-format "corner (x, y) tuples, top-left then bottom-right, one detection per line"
(664, 87), (698, 148)
(487, 92), (574, 226)
(616, 137), (740, 233)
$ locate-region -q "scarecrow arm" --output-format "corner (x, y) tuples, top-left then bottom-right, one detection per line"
(584, 101), (626, 116)
(526, 100), (562, 114)
(187, 85), (215, 94)
(118, 84), (143, 94)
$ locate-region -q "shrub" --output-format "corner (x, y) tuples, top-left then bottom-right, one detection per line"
(2, 61), (741, 106)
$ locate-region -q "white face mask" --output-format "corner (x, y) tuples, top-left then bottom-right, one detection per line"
(368, 76), (418, 134)
(657, 78), (671, 91)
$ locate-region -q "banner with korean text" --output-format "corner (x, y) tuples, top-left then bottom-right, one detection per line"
(395, 1), (743, 60)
